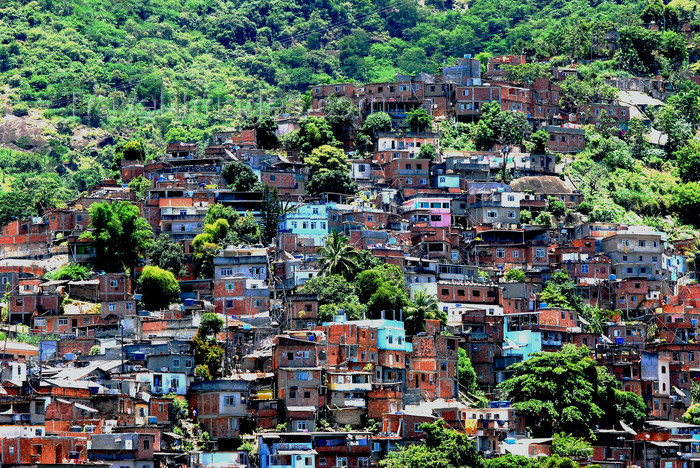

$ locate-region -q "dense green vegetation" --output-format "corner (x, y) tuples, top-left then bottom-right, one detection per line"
(563, 80), (700, 239)
(0, 0), (661, 117)
(498, 344), (646, 437)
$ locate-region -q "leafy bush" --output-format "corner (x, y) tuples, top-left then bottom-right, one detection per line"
(47, 264), (92, 281)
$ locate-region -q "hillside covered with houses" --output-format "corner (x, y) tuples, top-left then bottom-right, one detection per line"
(2, 9), (700, 468)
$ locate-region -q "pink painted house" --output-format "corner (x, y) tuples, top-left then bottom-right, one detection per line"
(402, 197), (452, 228)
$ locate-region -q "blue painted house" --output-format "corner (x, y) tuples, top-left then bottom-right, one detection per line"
(280, 203), (329, 247)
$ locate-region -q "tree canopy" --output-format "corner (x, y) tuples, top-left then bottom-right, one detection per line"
(380, 420), (483, 468)
(137, 266), (181, 311)
(87, 201), (153, 276)
(149, 234), (186, 277)
(221, 162), (259, 192)
(498, 344), (646, 437)
(474, 102), (530, 151)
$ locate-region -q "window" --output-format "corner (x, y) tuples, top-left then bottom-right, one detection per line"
(507, 211), (516, 219)
(320, 459), (327, 466)
(220, 268), (234, 277)
(226, 300), (233, 308)
(496, 249), (505, 258)
(536, 248), (545, 258)
(581, 265), (589, 274)
(337, 457), (348, 467)
(622, 255), (628, 261)
(305, 457), (312, 466)
(359, 458), (370, 467)
(638, 240), (646, 247)
(399, 84), (409, 92)
(414, 423), (423, 432)
(108, 304), (116, 312)
(226, 283), (235, 291)
(173, 359), (181, 368)
(487, 211), (497, 218)
(143, 439), (150, 450)
(513, 250), (519, 258)
(297, 371), (309, 380)
(58, 318), (69, 326)
(224, 395), (237, 405)
(185, 359), (193, 368)
(171, 378), (180, 389)
(110, 279), (118, 288)
(253, 300), (262, 308)
(297, 421), (307, 431)
(269, 174), (276, 181)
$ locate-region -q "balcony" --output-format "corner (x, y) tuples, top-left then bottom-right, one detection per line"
(542, 339), (563, 347)
(160, 214), (204, 220)
(328, 381), (372, 391)
(520, 199), (546, 208)
(0, 413), (32, 424)
(315, 443), (371, 454)
(343, 398), (366, 408)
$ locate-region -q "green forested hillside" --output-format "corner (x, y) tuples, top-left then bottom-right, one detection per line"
(0, 0), (652, 113)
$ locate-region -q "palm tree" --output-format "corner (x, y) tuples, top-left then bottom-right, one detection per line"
(405, 291), (446, 335)
(317, 230), (359, 279)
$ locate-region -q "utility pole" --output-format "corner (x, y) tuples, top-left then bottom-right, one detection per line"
(225, 312), (230, 376)
(38, 326), (43, 382)
(121, 320), (125, 373)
